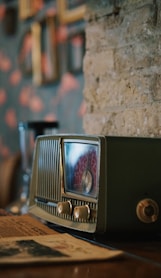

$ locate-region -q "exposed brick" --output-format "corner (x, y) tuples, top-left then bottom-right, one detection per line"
(83, 1), (161, 137)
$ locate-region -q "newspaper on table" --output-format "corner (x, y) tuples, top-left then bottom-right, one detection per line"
(0, 214), (123, 265)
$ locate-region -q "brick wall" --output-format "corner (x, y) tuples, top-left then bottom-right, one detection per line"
(83, 0), (161, 137)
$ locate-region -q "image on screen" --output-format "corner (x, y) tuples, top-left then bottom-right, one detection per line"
(63, 141), (99, 198)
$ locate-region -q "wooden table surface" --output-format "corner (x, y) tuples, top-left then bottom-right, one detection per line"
(1, 256), (161, 278)
(1, 225), (161, 278)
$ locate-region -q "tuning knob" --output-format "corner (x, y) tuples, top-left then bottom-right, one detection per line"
(136, 198), (159, 223)
(57, 201), (72, 215)
(73, 205), (90, 220)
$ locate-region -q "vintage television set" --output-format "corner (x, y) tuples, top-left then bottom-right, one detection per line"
(29, 134), (161, 235)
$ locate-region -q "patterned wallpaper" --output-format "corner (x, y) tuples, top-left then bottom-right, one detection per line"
(0, 0), (86, 161)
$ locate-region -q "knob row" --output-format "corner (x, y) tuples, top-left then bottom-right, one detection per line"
(57, 198), (159, 224)
(57, 201), (90, 220)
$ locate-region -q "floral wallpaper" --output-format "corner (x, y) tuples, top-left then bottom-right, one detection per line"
(0, 0), (86, 161)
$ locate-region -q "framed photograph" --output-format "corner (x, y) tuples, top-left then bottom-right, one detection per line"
(19, 0), (35, 20)
(3, 7), (18, 36)
(68, 31), (85, 73)
(18, 30), (33, 75)
(58, 30), (85, 76)
(18, 0), (43, 20)
(31, 16), (59, 85)
(57, 0), (86, 24)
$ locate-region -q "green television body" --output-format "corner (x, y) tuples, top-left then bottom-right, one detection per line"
(29, 135), (161, 235)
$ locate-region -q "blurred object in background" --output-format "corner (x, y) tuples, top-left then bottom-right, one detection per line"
(0, 152), (21, 208)
(6, 120), (59, 215)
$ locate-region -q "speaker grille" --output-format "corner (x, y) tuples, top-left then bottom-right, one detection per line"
(35, 138), (61, 202)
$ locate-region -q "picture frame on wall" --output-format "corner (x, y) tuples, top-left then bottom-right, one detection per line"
(57, 0), (86, 24)
(31, 16), (59, 86)
(19, 0), (35, 20)
(68, 31), (85, 73)
(19, 0), (43, 20)
(18, 30), (33, 75)
(3, 7), (18, 36)
(58, 30), (85, 76)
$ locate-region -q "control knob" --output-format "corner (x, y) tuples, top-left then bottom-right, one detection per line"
(57, 201), (72, 215)
(73, 205), (90, 220)
(136, 198), (159, 223)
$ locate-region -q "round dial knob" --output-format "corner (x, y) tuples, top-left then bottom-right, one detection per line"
(136, 198), (159, 223)
(57, 201), (72, 215)
(73, 205), (90, 220)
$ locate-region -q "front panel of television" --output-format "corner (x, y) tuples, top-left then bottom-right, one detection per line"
(29, 134), (161, 235)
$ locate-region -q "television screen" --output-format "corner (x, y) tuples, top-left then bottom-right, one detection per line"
(63, 140), (99, 198)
